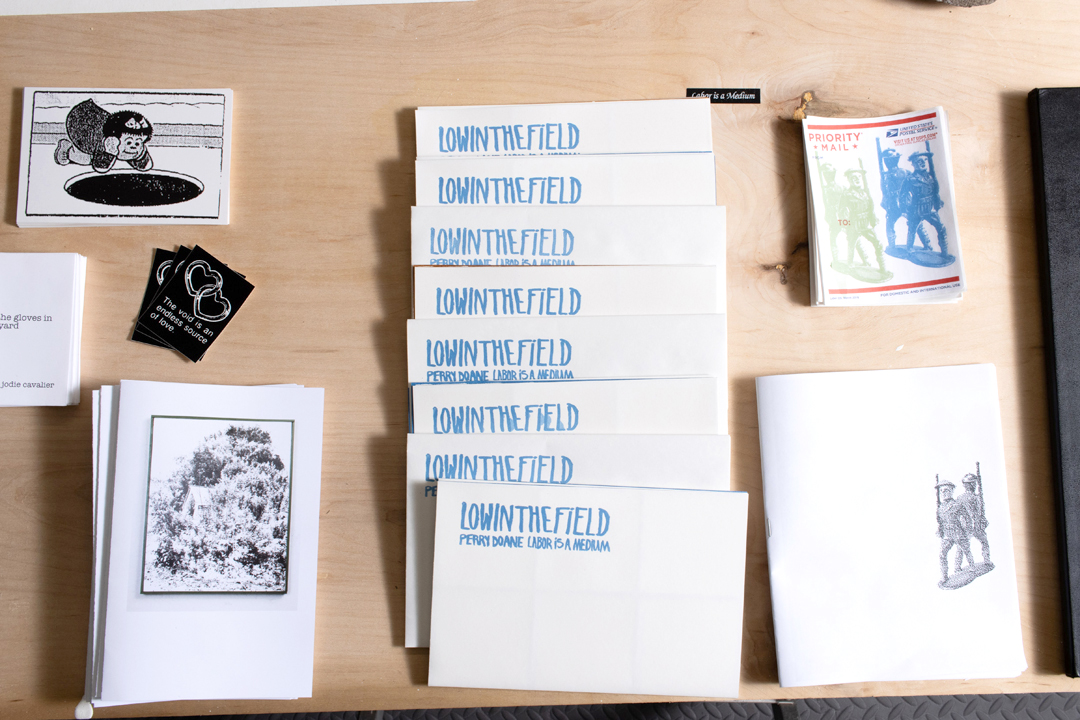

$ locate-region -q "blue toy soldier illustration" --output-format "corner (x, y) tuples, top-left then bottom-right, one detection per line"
(878, 146), (907, 251)
(936, 463), (994, 589)
(876, 140), (929, 255)
(900, 147), (947, 255)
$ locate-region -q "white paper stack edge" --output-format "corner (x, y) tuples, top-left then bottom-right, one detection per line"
(0, 253), (85, 407)
(84, 381), (324, 712)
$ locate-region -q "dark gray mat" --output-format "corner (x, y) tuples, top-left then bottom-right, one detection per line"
(147, 694), (1080, 720)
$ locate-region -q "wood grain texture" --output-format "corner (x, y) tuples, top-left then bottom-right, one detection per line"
(1, 0), (1078, 715)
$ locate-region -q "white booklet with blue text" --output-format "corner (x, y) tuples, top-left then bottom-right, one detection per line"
(407, 314), (726, 385)
(411, 377), (727, 435)
(413, 265), (723, 318)
(416, 98), (712, 157)
(427, 479), (747, 696)
(415, 154), (717, 207)
(405, 432), (731, 647)
(411, 205), (726, 268)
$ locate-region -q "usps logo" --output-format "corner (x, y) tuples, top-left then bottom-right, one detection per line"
(886, 129), (899, 138)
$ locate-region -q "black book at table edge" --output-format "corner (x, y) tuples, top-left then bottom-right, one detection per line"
(1029, 87), (1080, 677)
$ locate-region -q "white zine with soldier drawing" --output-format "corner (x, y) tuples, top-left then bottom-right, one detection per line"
(757, 364), (1026, 687)
(17, 88), (232, 226)
(88, 380), (324, 708)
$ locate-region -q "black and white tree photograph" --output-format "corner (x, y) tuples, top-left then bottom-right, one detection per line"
(142, 416), (294, 593)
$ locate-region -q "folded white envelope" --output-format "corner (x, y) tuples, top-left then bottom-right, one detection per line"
(415, 154), (716, 207)
(408, 314), (726, 385)
(411, 205), (726, 268)
(406, 432), (731, 647)
(416, 98), (712, 157)
(413, 265), (723, 319)
(428, 479), (748, 697)
(411, 377), (726, 435)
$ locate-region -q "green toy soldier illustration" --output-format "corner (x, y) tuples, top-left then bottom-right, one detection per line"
(815, 157), (844, 266)
(838, 166), (889, 277)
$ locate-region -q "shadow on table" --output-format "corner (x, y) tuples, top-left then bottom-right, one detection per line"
(367, 106), (429, 684)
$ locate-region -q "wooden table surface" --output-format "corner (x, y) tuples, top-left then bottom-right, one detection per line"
(2, 0), (1078, 716)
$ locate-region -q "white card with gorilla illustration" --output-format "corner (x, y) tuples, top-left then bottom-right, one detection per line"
(16, 88), (232, 226)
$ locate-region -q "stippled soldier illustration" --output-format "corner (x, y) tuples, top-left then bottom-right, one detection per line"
(936, 478), (973, 586)
(936, 464), (995, 589)
(957, 465), (990, 564)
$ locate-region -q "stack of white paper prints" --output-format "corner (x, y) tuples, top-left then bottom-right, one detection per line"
(0, 253), (86, 406)
(406, 98), (742, 698)
(17, 88), (232, 227)
(802, 107), (965, 306)
(84, 380), (325, 711)
(756, 364), (1026, 687)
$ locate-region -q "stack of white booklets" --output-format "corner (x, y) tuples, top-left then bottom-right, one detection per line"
(0, 253), (86, 407)
(756, 364), (1026, 687)
(83, 380), (325, 713)
(802, 107), (965, 306)
(408, 98), (746, 698)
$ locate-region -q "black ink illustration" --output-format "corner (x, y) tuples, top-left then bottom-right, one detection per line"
(20, 90), (230, 223)
(877, 139), (956, 269)
(142, 418), (294, 593)
(936, 462), (993, 589)
(53, 99), (202, 206)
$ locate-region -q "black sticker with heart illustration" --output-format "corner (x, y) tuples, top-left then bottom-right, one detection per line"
(131, 248), (178, 348)
(134, 245), (193, 349)
(136, 245), (253, 362)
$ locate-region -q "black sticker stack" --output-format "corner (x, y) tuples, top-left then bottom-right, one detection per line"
(132, 246), (253, 362)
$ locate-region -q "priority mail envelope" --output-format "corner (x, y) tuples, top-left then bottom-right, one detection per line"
(415, 154), (716, 207)
(413, 265), (723, 319)
(410, 377), (727, 435)
(427, 479), (748, 697)
(406, 433), (732, 647)
(408, 314), (726, 385)
(411, 205), (726, 268)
